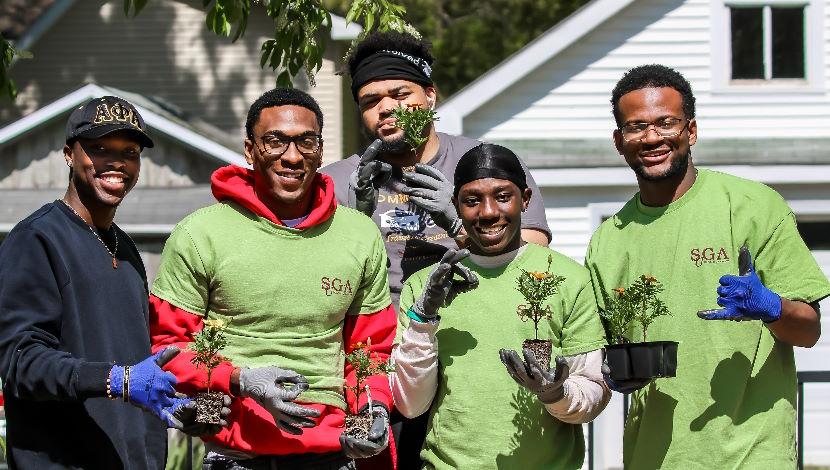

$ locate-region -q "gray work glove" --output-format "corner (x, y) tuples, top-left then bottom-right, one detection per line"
(348, 139), (390, 216)
(170, 394), (232, 437)
(601, 360), (652, 395)
(499, 349), (569, 404)
(239, 366), (321, 435)
(401, 164), (464, 237)
(339, 405), (390, 459)
(409, 248), (479, 321)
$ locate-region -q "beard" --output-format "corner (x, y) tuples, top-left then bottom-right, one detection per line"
(377, 133), (410, 154)
(633, 149), (690, 181)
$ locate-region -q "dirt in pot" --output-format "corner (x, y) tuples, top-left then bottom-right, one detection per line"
(344, 409), (374, 441)
(196, 391), (225, 424)
(522, 339), (552, 371)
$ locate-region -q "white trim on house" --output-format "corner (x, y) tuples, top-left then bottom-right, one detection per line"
(0, 83), (248, 166)
(435, 0), (636, 135)
(530, 164), (830, 188)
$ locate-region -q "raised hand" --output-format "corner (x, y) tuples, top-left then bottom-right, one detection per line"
(239, 366), (322, 435)
(409, 248), (478, 322)
(348, 139), (391, 216)
(697, 246), (781, 323)
(500, 349), (569, 404)
(401, 164), (463, 237)
(166, 394), (232, 437)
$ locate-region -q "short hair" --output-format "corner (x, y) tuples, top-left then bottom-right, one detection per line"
(611, 64), (696, 126)
(346, 31), (434, 79)
(245, 88), (324, 139)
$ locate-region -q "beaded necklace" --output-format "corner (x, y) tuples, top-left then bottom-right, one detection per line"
(60, 199), (119, 269)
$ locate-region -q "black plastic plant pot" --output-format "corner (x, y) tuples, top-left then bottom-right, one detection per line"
(605, 341), (678, 381)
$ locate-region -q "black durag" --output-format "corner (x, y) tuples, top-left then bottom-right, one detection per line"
(454, 144), (528, 197)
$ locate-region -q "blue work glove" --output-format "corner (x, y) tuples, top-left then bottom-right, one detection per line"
(401, 164), (464, 237)
(340, 404), (390, 459)
(601, 360), (652, 395)
(408, 248), (478, 322)
(348, 139), (390, 216)
(110, 347), (182, 425)
(697, 246), (781, 323)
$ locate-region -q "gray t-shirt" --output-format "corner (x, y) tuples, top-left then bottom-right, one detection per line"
(322, 133), (551, 309)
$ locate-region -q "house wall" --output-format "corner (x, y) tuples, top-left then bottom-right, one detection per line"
(3, 0), (349, 163)
(463, 0), (830, 142)
(0, 119), (219, 189)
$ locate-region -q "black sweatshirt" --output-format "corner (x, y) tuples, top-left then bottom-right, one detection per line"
(0, 202), (166, 470)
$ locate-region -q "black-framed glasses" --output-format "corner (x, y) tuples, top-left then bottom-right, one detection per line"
(255, 133), (323, 157)
(619, 117), (689, 143)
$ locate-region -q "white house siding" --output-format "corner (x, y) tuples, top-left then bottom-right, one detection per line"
(463, 0), (830, 142)
(4, 0), (348, 161)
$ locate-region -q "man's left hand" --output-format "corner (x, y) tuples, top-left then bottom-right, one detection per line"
(339, 405), (389, 459)
(499, 349), (569, 404)
(401, 164), (463, 237)
(698, 247), (781, 323)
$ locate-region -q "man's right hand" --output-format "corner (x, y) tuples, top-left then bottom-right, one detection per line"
(348, 139), (390, 216)
(408, 248), (478, 322)
(601, 361), (652, 395)
(238, 366), (321, 435)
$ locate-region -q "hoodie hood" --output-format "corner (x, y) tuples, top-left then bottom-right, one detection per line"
(210, 165), (336, 230)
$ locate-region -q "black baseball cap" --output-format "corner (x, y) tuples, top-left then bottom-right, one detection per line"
(65, 96), (154, 148)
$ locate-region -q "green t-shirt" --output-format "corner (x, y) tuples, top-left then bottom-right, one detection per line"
(151, 202), (391, 409)
(399, 243), (606, 470)
(585, 169), (830, 469)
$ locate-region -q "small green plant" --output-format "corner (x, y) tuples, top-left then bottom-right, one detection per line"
(600, 275), (671, 344)
(515, 254), (566, 340)
(344, 338), (394, 413)
(391, 104), (439, 150)
(190, 318), (229, 389)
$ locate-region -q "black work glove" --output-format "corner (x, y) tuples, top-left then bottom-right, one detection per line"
(500, 349), (569, 404)
(239, 366), (321, 435)
(339, 405), (390, 459)
(348, 139), (391, 216)
(409, 248), (479, 321)
(169, 394), (232, 437)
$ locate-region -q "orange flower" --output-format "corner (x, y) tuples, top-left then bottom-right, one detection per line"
(406, 103), (422, 109)
(529, 271), (549, 280)
(642, 275), (657, 283)
(613, 287), (625, 296)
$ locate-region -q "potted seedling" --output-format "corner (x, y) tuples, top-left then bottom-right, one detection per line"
(343, 338), (395, 440)
(515, 254), (566, 370)
(391, 104), (438, 151)
(190, 318), (229, 424)
(600, 275), (677, 381)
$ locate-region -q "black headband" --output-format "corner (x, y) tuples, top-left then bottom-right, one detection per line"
(454, 144), (528, 198)
(351, 50), (433, 100)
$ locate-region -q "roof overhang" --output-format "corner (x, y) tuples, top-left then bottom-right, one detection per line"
(436, 0), (636, 135)
(0, 83), (247, 166)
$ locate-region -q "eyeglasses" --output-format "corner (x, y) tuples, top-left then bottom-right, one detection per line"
(619, 117), (689, 143)
(255, 133), (323, 157)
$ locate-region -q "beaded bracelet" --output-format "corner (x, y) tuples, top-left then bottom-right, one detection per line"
(123, 366), (131, 403)
(105, 371), (115, 400)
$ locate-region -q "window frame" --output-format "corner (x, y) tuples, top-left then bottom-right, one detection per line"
(711, 0), (825, 93)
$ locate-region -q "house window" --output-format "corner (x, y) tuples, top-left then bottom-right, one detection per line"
(729, 4), (805, 80)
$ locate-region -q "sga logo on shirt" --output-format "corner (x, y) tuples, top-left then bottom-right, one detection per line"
(690, 247), (730, 267)
(321, 277), (353, 296)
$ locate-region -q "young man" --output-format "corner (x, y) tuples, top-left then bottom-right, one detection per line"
(322, 32), (552, 465)
(585, 65), (830, 468)
(0, 96), (195, 469)
(149, 88), (396, 469)
(323, 31), (552, 310)
(394, 144), (609, 469)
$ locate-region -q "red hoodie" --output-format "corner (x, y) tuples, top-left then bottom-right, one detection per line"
(150, 165), (396, 467)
